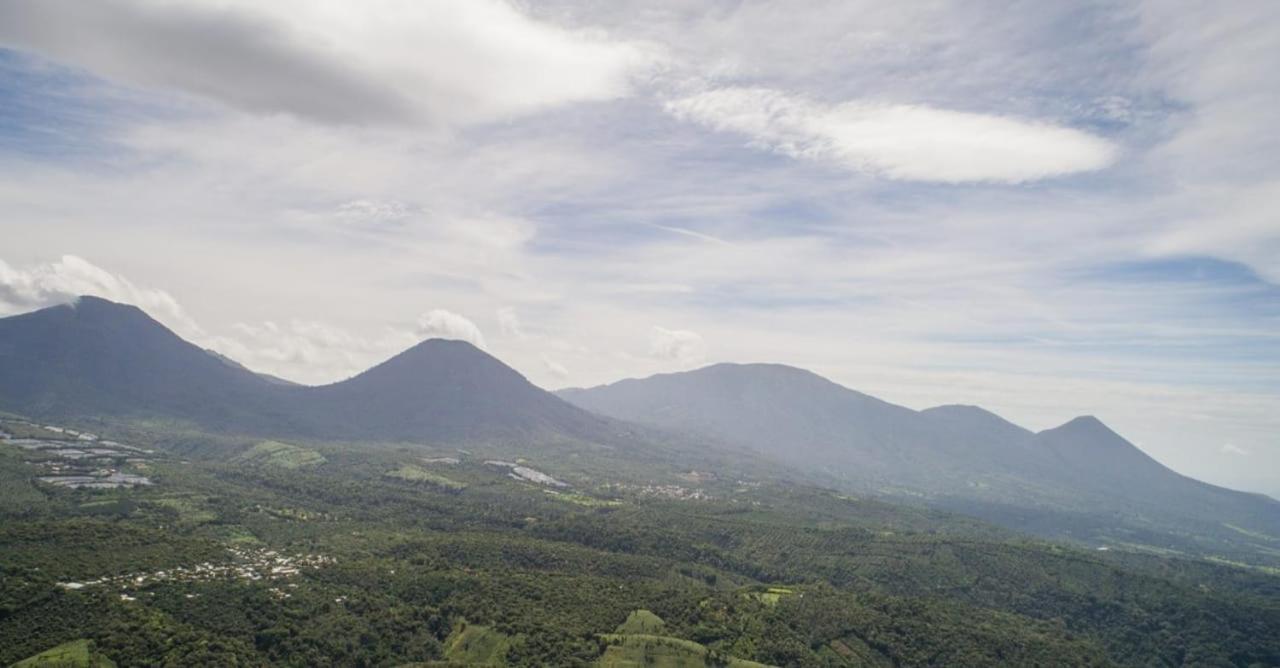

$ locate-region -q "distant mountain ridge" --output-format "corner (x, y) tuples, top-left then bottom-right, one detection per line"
(0, 296), (616, 446)
(2, 296), (1278, 565)
(559, 363), (1280, 560)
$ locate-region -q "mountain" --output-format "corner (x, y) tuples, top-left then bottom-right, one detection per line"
(0, 296), (276, 427)
(558, 363), (1061, 496)
(287, 338), (617, 443)
(560, 363), (1280, 562)
(0, 297), (617, 446)
(5, 297), (1278, 565)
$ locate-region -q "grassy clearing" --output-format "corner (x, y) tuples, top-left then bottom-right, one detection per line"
(234, 440), (326, 469)
(207, 525), (263, 545)
(1204, 556), (1280, 576)
(13, 639), (117, 667)
(150, 496), (217, 524)
(544, 490), (622, 508)
(615, 609), (666, 635)
(1223, 523), (1279, 543)
(743, 586), (796, 607)
(385, 464), (467, 491)
(442, 623), (509, 665)
(597, 634), (769, 668)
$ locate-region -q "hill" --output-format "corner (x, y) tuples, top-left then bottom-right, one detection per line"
(560, 363), (1280, 565)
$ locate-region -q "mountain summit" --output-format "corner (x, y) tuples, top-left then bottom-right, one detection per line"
(296, 338), (613, 442)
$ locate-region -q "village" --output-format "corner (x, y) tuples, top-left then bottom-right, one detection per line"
(57, 546), (337, 598)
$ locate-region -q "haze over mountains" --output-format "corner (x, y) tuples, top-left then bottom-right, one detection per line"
(561, 364), (1280, 559)
(3, 296), (1279, 564)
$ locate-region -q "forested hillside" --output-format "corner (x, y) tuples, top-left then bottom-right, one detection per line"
(2, 413), (1279, 666)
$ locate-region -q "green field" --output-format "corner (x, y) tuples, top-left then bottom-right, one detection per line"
(13, 639), (117, 667)
(598, 634), (770, 668)
(743, 586), (795, 607)
(544, 489), (622, 507)
(385, 464), (467, 491)
(233, 440), (327, 469)
(614, 609), (666, 635)
(149, 495), (217, 524)
(442, 623), (509, 665)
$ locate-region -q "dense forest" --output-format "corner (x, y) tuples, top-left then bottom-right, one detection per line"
(2, 414), (1279, 666)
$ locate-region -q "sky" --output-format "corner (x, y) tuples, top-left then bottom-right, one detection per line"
(0, 0), (1277, 496)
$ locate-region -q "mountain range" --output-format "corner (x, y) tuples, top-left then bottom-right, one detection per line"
(0, 296), (618, 446)
(560, 363), (1280, 559)
(2, 296), (1278, 563)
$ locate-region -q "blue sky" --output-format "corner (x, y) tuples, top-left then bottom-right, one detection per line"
(0, 0), (1277, 496)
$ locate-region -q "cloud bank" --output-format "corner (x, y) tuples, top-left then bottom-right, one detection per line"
(0, 0), (659, 126)
(0, 255), (200, 338)
(667, 87), (1119, 183)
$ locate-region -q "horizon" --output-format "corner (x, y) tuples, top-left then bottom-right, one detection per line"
(1, 1), (1278, 498)
(6, 292), (1258, 504)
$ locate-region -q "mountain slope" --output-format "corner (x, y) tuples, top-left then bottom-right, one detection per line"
(560, 363), (1280, 563)
(0, 297), (616, 446)
(0, 296), (275, 429)
(286, 338), (617, 443)
(559, 363), (1063, 495)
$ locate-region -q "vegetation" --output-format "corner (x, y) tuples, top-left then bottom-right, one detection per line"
(234, 440), (327, 469)
(12, 639), (117, 667)
(614, 610), (666, 635)
(1, 415), (1279, 666)
(597, 634), (770, 668)
(443, 623), (510, 665)
(386, 464), (467, 491)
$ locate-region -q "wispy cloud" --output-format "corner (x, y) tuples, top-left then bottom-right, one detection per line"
(649, 326), (707, 366)
(667, 87), (1118, 183)
(0, 0), (1277, 495)
(542, 355), (570, 379)
(1222, 442), (1251, 456)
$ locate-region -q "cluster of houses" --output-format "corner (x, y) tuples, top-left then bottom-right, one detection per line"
(57, 547), (337, 595)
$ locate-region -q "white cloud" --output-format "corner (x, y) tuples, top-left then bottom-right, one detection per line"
(0, 0), (660, 126)
(496, 307), (526, 338)
(1221, 442), (1251, 457)
(334, 199), (412, 228)
(666, 87), (1119, 183)
(1133, 1), (1280, 283)
(649, 326), (706, 366)
(542, 355), (569, 379)
(416, 309), (486, 348)
(208, 320), (417, 385)
(0, 2), (1277, 496)
(0, 255), (201, 338)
